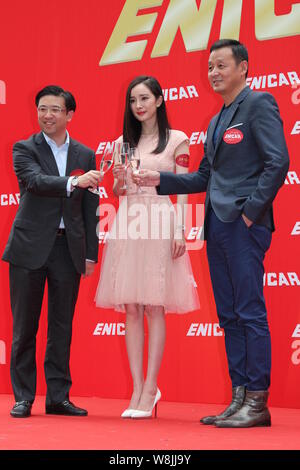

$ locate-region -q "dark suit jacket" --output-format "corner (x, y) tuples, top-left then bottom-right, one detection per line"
(2, 132), (99, 273)
(158, 87), (289, 237)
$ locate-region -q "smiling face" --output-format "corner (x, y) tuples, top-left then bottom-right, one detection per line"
(37, 94), (73, 140)
(129, 83), (162, 124)
(208, 47), (247, 99)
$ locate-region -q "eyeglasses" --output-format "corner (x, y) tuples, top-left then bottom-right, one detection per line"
(37, 106), (66, 115)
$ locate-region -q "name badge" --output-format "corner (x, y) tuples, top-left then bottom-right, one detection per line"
(223, 128), (244, 144)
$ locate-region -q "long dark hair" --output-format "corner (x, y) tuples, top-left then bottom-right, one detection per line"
(123, 76), (170, 154)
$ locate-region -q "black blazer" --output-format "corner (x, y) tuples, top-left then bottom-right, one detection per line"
(2, 132), (99, 273)
(158, 87), (289, 237)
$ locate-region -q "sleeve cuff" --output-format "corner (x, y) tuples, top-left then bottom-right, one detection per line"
(67, 176), (75, 195)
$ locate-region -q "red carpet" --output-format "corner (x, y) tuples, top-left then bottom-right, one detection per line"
(0, 394), (299, 450)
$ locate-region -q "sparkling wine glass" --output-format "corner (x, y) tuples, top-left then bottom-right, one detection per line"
(118, 142), (130, 190)
(88, 144), (114, 195)
(129, 147), (142, 193)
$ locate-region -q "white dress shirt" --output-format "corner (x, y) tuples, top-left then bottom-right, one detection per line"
(43, 131), (94, 264)
(43, 131), (73, 228)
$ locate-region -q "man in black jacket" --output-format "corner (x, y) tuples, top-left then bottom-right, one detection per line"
(3, 85), (100, 418)
(134, 40), (289, 428)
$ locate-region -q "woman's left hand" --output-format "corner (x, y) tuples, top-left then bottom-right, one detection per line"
(171, 234), (186, 259)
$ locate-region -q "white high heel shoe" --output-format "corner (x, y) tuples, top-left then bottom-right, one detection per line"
(121, 408), (137, 418)
(131, 388), (161, 419)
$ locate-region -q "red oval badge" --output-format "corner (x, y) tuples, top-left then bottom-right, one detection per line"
(223, 128), (243, 145)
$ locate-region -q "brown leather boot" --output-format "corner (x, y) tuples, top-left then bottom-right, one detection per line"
(214, 390), (271, 427)
(200, 386), (246, 425)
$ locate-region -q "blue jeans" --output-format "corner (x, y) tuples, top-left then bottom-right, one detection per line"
(206, 209), (272, 391)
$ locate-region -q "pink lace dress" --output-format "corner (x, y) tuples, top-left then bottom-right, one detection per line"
(95, 129), (200, 313)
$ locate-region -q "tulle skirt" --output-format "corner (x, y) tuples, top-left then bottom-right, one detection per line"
(95, 194), (200, 313)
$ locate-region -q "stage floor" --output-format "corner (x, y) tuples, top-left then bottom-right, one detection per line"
(0, 394), (300, 451)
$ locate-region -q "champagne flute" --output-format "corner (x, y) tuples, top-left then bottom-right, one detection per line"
(89, 144), (114, 195)
(129, 147), (142, 193)
(119, 142), (130, 190)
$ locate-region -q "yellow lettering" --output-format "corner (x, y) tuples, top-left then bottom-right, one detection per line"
(220, 0), (243, 39)
(151, 0), (217, 58)
(255, 0), (300, 40)
(100, 0), (163, 66)
(100, 0), (300, 66)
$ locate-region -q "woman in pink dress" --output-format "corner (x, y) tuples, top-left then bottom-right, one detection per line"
(95, 76), (200, 419)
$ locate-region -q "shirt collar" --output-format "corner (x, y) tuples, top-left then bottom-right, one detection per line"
(223, 85), (250, 110)
(43, 130), (70, 149)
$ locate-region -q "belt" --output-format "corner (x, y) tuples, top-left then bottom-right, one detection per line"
(57, 228), (66, 236)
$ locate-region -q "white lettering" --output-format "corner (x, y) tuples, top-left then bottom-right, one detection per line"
(97, 187), (108, 199)
(267, 74), (277, 87)
(285, 171), (300, 185)
(179, 87), (189, 99)
(0, 193), (20, 206)
(292, 324), (300, 338)
(288, 273), (300, 286)
(95, 141), (115, 155)
(189, 131), (207, 145)
(109, 454), (144, 467)
(291, 121), (300, 135)
(169, 88), (178, 100)
(187, 85), (199, 98)
(264, 272), (300, 286)
(288, 71), (300, 85)
(249, 75), (263, 90)
(247, 71), (300, 90)
(98, 232), (109, 244)
(187, 323), (223, 337)
(278, 72), (289, 86)
(93, 323), (125, 336)
(162, 85), (199, 102)
(291, 222), (300, 235)
(187, 227), (203, 240)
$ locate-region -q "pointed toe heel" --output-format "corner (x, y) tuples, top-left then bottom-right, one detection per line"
(131, 388), (161, 419)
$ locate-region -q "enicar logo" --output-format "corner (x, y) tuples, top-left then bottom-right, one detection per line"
(223, 129), (244, 145)
(93, 323), (125, 335)
(100, 0), (300, 66)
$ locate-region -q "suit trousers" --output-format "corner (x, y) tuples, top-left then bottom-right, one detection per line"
(206, 209), (272, 391)
(9, 234), (81, 405)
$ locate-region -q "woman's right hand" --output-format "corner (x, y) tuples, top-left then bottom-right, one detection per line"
(112, 163), (126, 181)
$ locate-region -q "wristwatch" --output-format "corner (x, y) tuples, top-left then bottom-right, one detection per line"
(71, 176), (79, 188)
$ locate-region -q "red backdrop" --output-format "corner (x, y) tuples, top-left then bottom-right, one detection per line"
(0, 0), (299, 408)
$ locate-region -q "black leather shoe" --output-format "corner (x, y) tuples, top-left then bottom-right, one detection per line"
(200, 386), (246, 425)
(10, 401), (32, 418)
(215, 390), (271, 428)
(45, 400), (88, 416)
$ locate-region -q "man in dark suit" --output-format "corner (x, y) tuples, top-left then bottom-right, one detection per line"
(3, 85), (100, 418)
(134, 40), (289, 427)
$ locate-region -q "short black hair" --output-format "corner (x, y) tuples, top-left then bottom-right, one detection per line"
(35, 85), (76, 112)
(210, 39), (248, 78)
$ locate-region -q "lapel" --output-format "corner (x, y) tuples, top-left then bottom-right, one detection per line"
(212, 86), (251, 162)
(66, 138), (80, 176)
(35, 132), (80, 176)
(35, 132), (60, 176)
(207, 111), (222, 160)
